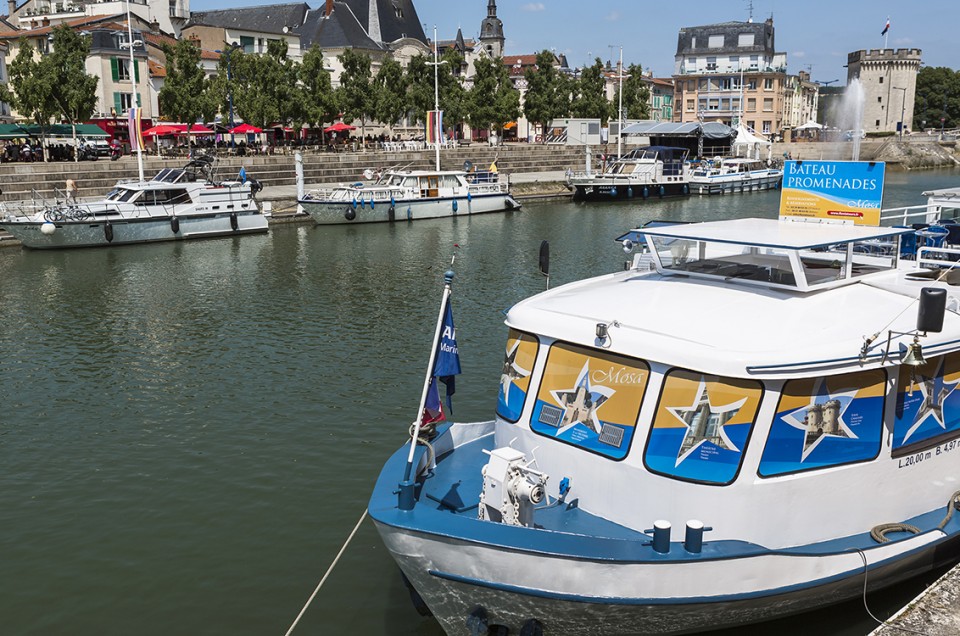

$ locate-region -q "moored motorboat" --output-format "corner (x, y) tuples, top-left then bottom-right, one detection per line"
(690, 157), (783, 195)
(0, 155), (268, 249)
(298, 168), (521, 225)
(567, 146), (692, 201)
(369, 193), (960, 634)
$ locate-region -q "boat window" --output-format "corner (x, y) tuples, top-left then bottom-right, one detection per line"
(892, 353), (960, 455)
(529, 341), (649, 460)
(496, 330), (540, 423)
(758, 369), (886, 477)
(133, 191), (153, 206)
(652, 238), (798, 286)
(152, 189), (191, 204)
(401, 177), (416, 188)
(644, 370), (763, 485)
(106, 188), (138, 202)
(441, 175), (460, 189)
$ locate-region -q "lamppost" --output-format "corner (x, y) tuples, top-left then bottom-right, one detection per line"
(892, 85), (908, 140)
(215, 43), (242, 148)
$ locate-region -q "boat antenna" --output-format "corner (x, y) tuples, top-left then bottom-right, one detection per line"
(125, 0), (144, 182)
(427, 26), (448, 172)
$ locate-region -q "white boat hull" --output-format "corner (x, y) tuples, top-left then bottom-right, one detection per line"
(1, 212), (268, 249)
(300, 193), (520, 225)
(374, 520), (956, 635)
(690, 170), (783, 195)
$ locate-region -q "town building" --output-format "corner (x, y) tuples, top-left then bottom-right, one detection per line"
(782, 70), (819, 129)
(5, 0), (186, 38)
(478, 0), (503, 59)
(672, 18), (785, 131)
(643, 76), (675, 122)
(846, 48), (921, 135)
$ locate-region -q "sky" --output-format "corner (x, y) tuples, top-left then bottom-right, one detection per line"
(191, 0), (957, 83)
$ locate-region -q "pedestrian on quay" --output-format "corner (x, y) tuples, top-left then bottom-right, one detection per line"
(66, 178), (78, 203)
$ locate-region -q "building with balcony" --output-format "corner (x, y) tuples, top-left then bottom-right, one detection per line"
(672, 18), (790, 136)
(643, 77), (674, 122)
(6, 0), (186, 37)
(783, 70), (819, 129)
(846, 48), (921, 135)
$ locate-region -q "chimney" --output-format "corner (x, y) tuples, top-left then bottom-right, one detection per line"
(325, 0), (333, 16)
(8, 0), (15, 16)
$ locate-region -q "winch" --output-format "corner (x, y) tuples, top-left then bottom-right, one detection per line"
(479, 447), (548, 527)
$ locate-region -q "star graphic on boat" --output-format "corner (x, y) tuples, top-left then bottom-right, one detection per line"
(550, 361), (614, 435)
(667, 377), (747, 467)
(782, 378), (859, 461)
(903, 357), (960, 444)
(499, 339), (531, 408)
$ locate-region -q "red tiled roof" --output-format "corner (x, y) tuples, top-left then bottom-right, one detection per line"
(0, 13), (123, 40)
(148, 58), (165, 78)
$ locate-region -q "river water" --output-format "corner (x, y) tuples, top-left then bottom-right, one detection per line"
(1, 169), (957, 636)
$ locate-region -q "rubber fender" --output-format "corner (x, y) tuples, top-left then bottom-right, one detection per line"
(171, 216), (180, 234)
(642, 187), (649, 199)
(627, 187), (634, 198)
(345, 207), (356, 221)
(682, 184), (689, 195)
(104, 221), (114, 242)
(407, 207), (412, 220)
(388, 205), (396, 222)
(659, 185), (665, 198)
(610, 187), (617, 197)
(452, 199), (458, 213)
(467, 192), (472, 202)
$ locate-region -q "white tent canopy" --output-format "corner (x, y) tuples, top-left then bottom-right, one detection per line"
(733, 123), (770, 159)
(795, 120), (824, 131)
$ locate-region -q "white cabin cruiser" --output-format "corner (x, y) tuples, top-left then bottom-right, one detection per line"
(370, 215), (960, 635)
(690, 157), (783, 195)
(568, 146), (692, 202)
(0, 156), (268, 249)
(298, 168), (520, 225)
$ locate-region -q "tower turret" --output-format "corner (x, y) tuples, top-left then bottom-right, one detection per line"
(479, 0), (504, 58)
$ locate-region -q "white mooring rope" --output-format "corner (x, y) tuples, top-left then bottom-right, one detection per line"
(284, 509), (368, 636)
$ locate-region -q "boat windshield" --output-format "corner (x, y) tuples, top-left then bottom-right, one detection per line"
(105, 188), (139, 203)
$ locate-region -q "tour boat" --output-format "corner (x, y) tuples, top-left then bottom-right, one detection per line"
(0, 156), (268, 249)
(689, 157), (783, 195)
(369, 210), (960, 634)
(298, 168), (520, 225)
(567, 146), (692, 202)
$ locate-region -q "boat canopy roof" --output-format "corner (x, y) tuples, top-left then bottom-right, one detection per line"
(620, 120), (733, 139)
(621, 146), (688, 161)
(635, 217), (910, 250)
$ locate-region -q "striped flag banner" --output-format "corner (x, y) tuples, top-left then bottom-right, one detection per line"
(128, 106), (144, 153)
(426, 110), (443, 145)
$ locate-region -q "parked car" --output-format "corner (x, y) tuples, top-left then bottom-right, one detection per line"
(842, 129), (866, 141)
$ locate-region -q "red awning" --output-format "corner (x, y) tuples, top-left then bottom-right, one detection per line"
(229, 123), (263, 134)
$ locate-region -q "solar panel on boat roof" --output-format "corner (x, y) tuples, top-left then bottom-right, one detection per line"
(538, 405), (563, 427)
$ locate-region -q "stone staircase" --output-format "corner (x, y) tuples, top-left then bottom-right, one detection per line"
(0, 144), (586, 203)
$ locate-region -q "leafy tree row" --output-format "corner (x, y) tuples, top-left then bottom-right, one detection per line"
(1, 32), (652, 151)
(914, 66), (960, 131)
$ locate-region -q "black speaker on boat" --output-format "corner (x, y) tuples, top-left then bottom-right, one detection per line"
(918, 287), (947, 333)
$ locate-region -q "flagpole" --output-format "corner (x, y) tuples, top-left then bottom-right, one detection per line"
(884, 16), (889, 49)
(399, 268), (454, 509)
(125, 0), (144, 183)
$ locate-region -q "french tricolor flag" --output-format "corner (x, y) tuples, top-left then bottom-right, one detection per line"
(881, 18), (890, 36)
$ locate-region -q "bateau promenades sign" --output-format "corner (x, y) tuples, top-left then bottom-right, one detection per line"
(778, 160), (886, 227)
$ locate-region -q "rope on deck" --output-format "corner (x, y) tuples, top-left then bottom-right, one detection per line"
(283, 509), (368, 636)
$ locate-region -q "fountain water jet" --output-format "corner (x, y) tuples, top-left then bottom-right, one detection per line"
(832, 78), (865, 161)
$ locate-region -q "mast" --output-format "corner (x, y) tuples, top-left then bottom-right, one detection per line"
(428, 26), (445, 171)
(617, 46), (625, 159)
(125, 0), (144, 182)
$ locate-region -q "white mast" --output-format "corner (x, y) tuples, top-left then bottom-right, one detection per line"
(125, 0), (144, 182)
(616, 46), (628, 159)
(427, 26), (446, 171)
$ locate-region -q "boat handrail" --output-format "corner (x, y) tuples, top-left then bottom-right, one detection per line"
(880, 204), (936, 226)
(916, 245), (960, 269)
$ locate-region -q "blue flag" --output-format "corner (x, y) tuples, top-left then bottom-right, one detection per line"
(433, 300), (461, 412)
(239, 166), (247, 183)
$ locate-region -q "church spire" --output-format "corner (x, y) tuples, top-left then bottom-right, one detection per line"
(479, 0), (504, 58)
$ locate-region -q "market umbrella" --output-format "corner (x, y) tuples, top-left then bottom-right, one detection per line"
(229, 123), (262, 134)
(324, 122), (356, 133)
(180, 124), (214, 134)
(142, 124), (181, 137)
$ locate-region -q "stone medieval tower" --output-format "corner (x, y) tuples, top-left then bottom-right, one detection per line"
(847, 48), (922, 134)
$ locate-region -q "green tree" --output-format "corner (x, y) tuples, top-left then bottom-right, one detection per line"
(227, 41), (301, 142)
(0, 39), (58, 160)
(405, 54), (433, 125)
(522, 50), (569, 144)
(613, 64), (651, 121)
(300, 45), (339, 143)
(159, 38), (214, 152)
(572, 58), (612, 123)
(47, 25), (98, 159)
(336, 49), (375, 145)
(914, 66), (960, 132)
(467, 56), (520, 145)
(373, 56), (407, 132)
(438, 49), (467, 139)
